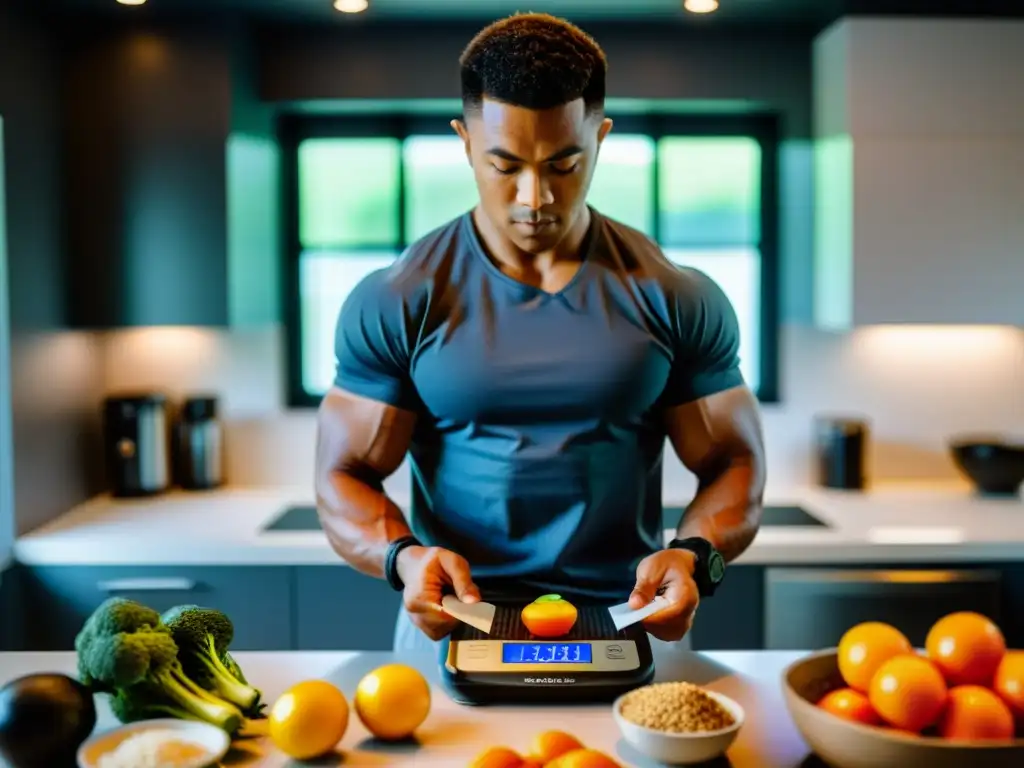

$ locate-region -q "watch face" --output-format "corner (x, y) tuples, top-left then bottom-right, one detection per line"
(708, 551), (726, 582)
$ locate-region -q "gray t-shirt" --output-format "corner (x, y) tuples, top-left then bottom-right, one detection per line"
(333, 208), (744, 603)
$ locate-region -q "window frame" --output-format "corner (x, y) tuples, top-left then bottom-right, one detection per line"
(279, 110), (780, 408)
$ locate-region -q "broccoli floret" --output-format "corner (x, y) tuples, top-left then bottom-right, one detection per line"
(161, 605), (262, 715)
(75, 597), (244, 735)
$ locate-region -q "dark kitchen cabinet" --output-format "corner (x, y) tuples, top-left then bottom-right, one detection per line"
(6, 563), (402, 653)
(13, 564), (293, 651)
(763, 567), (1004, 650)
(686, 562), (1024, 652)
(9, 561), (1024, 655)
(61, 22), (280, 329)
(687, 564), (764, 651)
(294, 566), (403, 651)
(0, 566), (22, 652)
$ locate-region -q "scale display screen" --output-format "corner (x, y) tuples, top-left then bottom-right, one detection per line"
(501, 642), (593, 664)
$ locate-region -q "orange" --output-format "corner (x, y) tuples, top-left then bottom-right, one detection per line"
(937, 685), (1015, 741)
(868, 654), (949, 733)
(268, 680), (349, 760)
(469, 746), (525, 768)
(521, 594), (578, 638)
(993, 651), (1024, 723)
(528, 730), (584, 763)
(544, 749), (621, 768)
(817, 687), (883, 726)
(925, 612), (1006, 687)
(837, 622), (914, 692)
(354, 663), (431, 741)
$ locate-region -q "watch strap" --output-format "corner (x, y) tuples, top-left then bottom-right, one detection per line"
(384, 535), (421, 592)
(668, 536), (725, 598)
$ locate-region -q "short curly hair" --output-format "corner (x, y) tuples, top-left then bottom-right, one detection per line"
(459, 13), (608, 115)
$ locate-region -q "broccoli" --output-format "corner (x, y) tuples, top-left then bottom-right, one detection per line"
(223, 652), (247, 684)
(74, 597), (244, 735)
(161, 605), (263, 716)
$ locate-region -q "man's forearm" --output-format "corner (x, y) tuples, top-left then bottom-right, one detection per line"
(675, 455), (763, 563)
(316, 470), (413, 579)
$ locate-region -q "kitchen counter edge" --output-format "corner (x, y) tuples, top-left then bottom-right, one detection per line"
(9, 482), (1024, 567)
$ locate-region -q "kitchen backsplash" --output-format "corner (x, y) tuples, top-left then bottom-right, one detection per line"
(100, 323), (1024, 498)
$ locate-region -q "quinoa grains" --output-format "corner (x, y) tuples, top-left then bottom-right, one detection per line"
(618, 681), (736, 734)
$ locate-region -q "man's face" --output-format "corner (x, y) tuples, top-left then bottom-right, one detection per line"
(453, 97), (613, 254)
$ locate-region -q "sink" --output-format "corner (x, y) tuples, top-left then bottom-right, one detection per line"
(261, 503), (830, 533)
(263, 505), (320, 532)
(663, 504), (829, 530)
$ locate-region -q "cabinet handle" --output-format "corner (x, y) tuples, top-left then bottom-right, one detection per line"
(97, 578), (198, 593)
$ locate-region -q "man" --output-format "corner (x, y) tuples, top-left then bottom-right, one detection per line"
(314, 13), (766, 653)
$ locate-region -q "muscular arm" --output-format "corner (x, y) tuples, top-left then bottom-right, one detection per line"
(665, 385), (766, 563)
(314, 386), (417, 578)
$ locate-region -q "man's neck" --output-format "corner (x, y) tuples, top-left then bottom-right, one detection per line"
(472, 206), (592, 278)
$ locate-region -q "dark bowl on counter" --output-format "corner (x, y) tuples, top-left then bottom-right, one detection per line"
(950, 437), (1024, 496)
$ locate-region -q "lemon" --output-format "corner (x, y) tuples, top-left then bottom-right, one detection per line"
(354, 663), (431, 740)
(268, 679), (349, 759)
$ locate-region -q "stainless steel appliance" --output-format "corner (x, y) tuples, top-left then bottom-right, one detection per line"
(102, 393), (170, 497)
(173, 395), (224, 490)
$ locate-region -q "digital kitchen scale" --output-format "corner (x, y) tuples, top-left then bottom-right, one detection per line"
(439, 598), (655, 705)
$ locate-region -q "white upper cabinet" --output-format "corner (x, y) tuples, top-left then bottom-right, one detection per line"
(812, 18), (1024, 330)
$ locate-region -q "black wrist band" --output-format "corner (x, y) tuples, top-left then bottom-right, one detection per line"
(668, 536), (726, 598)
(384, 535), (421, 592)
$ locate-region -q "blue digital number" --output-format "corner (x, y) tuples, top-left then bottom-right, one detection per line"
(501, 642), (592, 664)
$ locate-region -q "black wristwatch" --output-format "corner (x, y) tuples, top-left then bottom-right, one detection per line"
(384, 535), (422, 592)
(667, 536), (726, 598)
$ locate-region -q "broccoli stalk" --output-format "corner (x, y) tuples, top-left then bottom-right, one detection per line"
(75, 597), (245, 735)
(223, 652), (247, 684)
(108, 665), (241, 727)
(191, 632), (260, 712)
(161, 605), (263, 716)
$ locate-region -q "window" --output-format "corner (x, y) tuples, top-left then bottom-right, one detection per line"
(282, 113), (779, 407)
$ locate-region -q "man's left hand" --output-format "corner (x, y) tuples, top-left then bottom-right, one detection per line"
(628, 549), (700, 642)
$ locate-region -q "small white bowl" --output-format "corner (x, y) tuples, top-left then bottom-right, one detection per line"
(77, 718), (230, 768)
(612, 688), (745, 765)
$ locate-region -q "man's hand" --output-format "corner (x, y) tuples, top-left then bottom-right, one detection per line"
(396, 545), (482, 641)
(628, 549), (700, 643)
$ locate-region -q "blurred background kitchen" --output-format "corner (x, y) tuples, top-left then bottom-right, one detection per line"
(0, 0), (1021, 656)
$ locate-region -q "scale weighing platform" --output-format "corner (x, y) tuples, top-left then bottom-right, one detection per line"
(439, 599), (655, 705)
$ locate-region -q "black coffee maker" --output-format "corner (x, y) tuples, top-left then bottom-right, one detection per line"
(102, 393), (171, 497)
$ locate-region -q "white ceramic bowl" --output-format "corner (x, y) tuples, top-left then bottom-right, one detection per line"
(612, 687), (745, 765)
(77, 718), (230, 768)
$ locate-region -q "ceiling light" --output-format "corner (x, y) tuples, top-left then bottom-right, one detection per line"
(116, 0), (147, 5)
(684, 0), (719, 12)
(334, 0), (369, 12)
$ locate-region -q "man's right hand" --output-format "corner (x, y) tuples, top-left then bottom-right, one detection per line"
(396, 545), (481, 641)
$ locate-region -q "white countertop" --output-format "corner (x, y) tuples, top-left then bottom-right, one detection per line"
(0, 647), (818, 767)
(10, 482), (1024, 567)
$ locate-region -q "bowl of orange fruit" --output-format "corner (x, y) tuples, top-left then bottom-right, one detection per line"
(469, 729), (621, 767)
(782, 611), (1024, 768)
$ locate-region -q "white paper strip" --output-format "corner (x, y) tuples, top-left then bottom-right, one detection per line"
(441, 595), (497, 634)
(608, 595), (671, 631)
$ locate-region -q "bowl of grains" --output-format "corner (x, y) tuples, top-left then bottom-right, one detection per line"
(612, 680), (744, 765)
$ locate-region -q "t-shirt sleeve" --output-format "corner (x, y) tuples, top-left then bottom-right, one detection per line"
(659, 267), (746, 407)
(332, 268), (419, 411)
